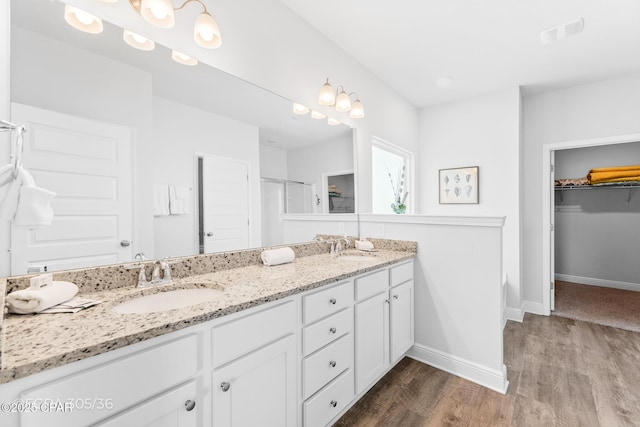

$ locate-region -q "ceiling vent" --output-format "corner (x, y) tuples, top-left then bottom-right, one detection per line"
(540, 18), (584, 44)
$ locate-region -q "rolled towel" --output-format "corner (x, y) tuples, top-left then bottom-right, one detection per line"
(6, 281), (78, 314)
(261, 247), (295, 266)
(355, 240), (374, 251)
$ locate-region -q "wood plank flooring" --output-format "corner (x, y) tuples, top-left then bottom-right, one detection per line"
(334, 314), (640, 426)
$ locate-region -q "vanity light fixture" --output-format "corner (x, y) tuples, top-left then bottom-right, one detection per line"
(292, 103), (310, 115)
(327, 117), (341, 126)
(311, 110), (326, 120)
(130, 0), (222, 49)
(64, 5), (103, 34)
(317, 78), (365, 119)
(123, 29), (155, 50)
(172, 50), (198, 65)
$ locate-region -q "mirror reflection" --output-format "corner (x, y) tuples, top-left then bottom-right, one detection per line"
(7, 0), (355, 275)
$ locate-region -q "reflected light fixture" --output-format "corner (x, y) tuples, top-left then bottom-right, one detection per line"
(317, 78), (365, 119)
(64, 5), (103, 34)
(292, 103), (310, 115)
(172, 50), (198, 65)
(311, 110), (326, 120)
(130, 0), (222, 49)
(123, 29), (155, 50)
(327, 117), (341, 126)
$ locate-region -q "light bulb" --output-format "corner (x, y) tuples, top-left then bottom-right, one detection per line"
(335, 89), (351, 112)
(318, 80), (335, 106)
(349, 100), (365, 119)
(140, 0), (175, 28)
(64, 5), (103, 34)
(293, 103), (309, 115)
(194, 12), (222, 49)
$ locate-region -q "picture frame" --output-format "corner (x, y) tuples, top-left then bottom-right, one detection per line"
(439, 166), (479, 204)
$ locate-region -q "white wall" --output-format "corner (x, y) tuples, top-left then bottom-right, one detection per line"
(554, 143), (640, 289)
(8, 25), (155, 267)
(259, 145), (288, 180)
(418, 87), (522, 312)
(152, 97), (261, 258)
(0, 0), (11, 275)
(61, 0), (420, 214)
(523, 72), (640, 309)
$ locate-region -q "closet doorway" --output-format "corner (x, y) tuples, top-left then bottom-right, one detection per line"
(542, 133), (640, 321)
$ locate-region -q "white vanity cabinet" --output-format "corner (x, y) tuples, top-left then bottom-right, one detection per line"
(211, 300), (297, 427)
(354, 260), (414, 395)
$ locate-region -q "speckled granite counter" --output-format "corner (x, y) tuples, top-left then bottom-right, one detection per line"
(0, 242), (415, 384)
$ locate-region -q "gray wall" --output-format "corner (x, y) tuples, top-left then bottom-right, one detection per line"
(554, 143), (640, 288)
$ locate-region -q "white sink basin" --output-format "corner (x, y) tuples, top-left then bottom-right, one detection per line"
(338, 255), (378, 262)
(112, 289), (222, 314)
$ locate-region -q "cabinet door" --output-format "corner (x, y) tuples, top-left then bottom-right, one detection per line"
(212, 335), (297, 427)
(354, 292), (389, 394)
(97, 381), (197, 427)
(390, 280), (414, 362)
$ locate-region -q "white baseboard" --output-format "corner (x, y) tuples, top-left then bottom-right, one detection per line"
(407, 344), (509, 394)
(521, 300), (546, 316)
(505, 306), (524, 323)
(555, 274), (640, 292)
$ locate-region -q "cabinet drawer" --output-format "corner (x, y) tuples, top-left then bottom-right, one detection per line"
(303, 281), (353, 324)
(303, 369), (355, 427)
(212, 300), (295, 367)
(20, 334), (198, 427)
(303, 334), (353, 399)
(303, 307), (353, 356)
(355, 269), (388, 301)
(390, 260), (413, 287)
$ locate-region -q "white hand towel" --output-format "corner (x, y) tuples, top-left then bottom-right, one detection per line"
(0, 166), (56, 228)
(153, 185), (170, 216)
(261, 247), (295, 266)
(169, 185), (191, 215)
(355, 240), (374, 251)
(6, 281), (79, 314)
(0, 164), (25, 220)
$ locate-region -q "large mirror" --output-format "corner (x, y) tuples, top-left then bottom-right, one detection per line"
(6, 0), (355, 275)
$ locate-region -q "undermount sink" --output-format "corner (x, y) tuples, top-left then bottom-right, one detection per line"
(112, 288), (223, 314)
(338, 255), (378, 262)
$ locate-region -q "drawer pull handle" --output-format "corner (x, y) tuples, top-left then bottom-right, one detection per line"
(329, 327), (337, 334)
(184, 400), (196, 411)
(329, 360), (337, 368)
(330, 400), (338, 408)
(220, 382), (231, 392)
(329, 298), (337, 305)
(393, 294), (399, 299)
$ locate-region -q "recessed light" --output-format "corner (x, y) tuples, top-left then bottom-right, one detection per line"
(436, 76), (453, 88)
(292, 103), (309, 115)
(311, 110), (326, 120)
(541, 18), (584, 44)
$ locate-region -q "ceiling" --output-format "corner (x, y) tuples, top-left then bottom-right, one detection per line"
(281, 0), (640, 109)
(12, 0), (352, 150)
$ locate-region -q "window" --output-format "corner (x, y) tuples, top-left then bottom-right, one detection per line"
(372, 137), (414, 214)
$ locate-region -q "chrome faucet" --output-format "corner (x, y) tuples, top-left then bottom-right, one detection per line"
(334, 237), (351, 255)
(131, 260), (174, 288)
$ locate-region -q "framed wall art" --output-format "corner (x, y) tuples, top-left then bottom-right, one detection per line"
(439, 166), (479, 204)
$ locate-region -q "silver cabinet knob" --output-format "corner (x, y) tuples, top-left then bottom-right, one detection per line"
(329, 327), (337, 334)
(330, 400), (338, 408)
(220, 382), (231, 392)
(329, 360), (336, 368)
(385, 299), (390, 304)
(120, 240), (131, 247)
(206, 232), (214, 237)
(329, 298), (337, 305)
(393, 295), (399, 299)
(184, 400), (196, 411)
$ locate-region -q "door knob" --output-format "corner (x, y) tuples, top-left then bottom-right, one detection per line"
(206, 232), (214, 237)
(329, 360), (336, 368)
(184, 400), (196, 411)
(329, 327), (337, 334)
(329, 298), (337, 305)
(330, 400), (338, 408)
(220, 381), (231, 392)
(120, 240), (131, 247)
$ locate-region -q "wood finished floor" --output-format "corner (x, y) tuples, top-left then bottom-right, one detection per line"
(334, 314), (640, 426)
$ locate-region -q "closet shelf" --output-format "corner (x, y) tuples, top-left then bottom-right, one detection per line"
(555, 182), (640, 203)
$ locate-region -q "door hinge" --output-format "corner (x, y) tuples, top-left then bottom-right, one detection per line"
(550, 224), (554, 231)
(550, 164), (554, 173)
(550, 281), (554, 290)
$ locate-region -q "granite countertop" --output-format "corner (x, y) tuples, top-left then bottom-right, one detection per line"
(0, 249), (414, 384)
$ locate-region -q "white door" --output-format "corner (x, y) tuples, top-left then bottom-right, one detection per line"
(201, 154), (249, 253)
(550, 150), (556, 311)
(389, 281), (414, 362)
(355, 291), (389, 394)
(10, 103), (133, 274)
